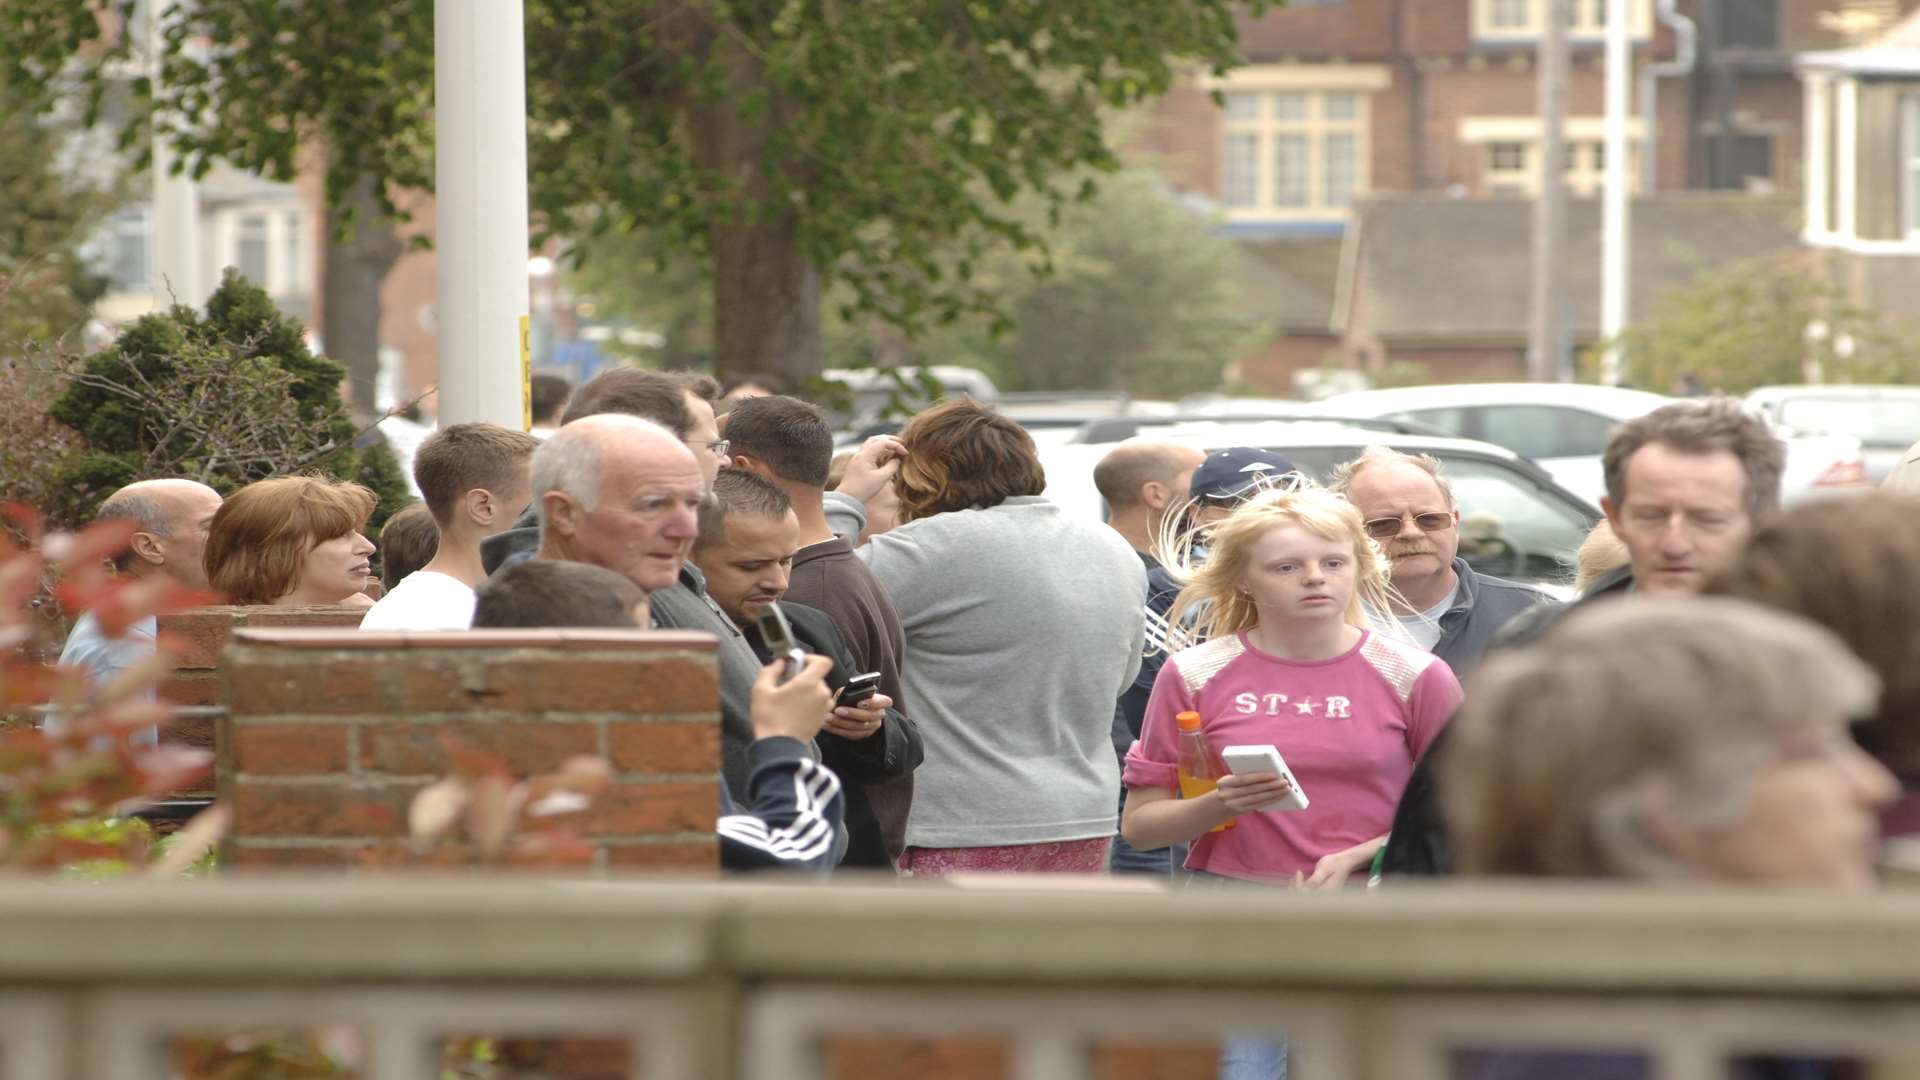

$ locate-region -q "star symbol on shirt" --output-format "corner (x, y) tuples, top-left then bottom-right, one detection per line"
(1294, 696), (1318, 716)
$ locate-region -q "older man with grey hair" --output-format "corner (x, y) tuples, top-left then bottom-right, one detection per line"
(528, 413), (768, 798)
(531, 414), (704, 593)
(59, 479), (224, 688)
(1331, 445), (1553, 676)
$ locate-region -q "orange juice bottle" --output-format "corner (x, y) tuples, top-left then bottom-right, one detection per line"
(1175, 711), (1235, 833)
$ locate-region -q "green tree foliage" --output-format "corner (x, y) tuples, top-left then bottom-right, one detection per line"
(1, 0), (1268, 381)
(0, 87), (119, 344)
(571, 168), (1261, 398)
(1591, 253), (1920, 395)
(46, 269), (408, 527)
(827, 169), (1261, 398)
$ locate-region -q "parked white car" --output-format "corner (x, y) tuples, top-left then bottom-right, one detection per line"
(1744, 385), (1920, 485)
(1315, 383), (1866, 506)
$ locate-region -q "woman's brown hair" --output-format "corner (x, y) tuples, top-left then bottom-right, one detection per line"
(894, 399), (1046, 523)
(205, 477), (377, 605)
(1705, 492), (1920, 771)
(1441, 597), (1876, 879)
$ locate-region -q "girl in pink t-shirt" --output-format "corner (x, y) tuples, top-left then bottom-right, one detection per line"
(1121, 484), (1463, 887)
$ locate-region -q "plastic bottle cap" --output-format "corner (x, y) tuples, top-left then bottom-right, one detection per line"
(1175, 711), (1202, 731)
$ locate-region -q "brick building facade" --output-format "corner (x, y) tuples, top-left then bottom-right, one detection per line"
(1137, 0), (1920, 392)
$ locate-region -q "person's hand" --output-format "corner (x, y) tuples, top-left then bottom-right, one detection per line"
(1291, 839), (1378, 892)
(1213, 770), (1291, 814)
(749, 654), (835, 743)
(835, 435), (907, 503)
(824, 692), (892, 741)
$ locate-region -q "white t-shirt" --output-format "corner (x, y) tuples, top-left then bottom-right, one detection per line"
(1395, 581), (1459, 652)
(358, 571), (476, 631)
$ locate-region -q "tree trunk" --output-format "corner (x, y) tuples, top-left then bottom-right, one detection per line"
(685, 22), (824, 384)
(322, 175), (405, 421)
(709, 215), (822, 383)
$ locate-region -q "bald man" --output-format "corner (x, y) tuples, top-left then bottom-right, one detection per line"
(531, 414), (706, 594)
(1093, 440), (1207, 568)
(59, 479), (224, 687)
(529, 414), (768, 797)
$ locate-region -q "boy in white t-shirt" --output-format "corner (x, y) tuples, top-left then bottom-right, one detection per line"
(360, 423), (539, 631)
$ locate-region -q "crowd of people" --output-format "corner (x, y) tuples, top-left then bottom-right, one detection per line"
(54, 374), (1917, 916)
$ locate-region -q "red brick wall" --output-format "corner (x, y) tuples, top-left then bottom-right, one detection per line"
(381, 192), (441, 417)
(1136, 3), (1704, 203)
(1238, 0), (1398, 58)
(216, 628), (720, 872)
(1230, 333), (1347, 396)
(159, 606), (371, 751)
(1384, 343), (1531, 381)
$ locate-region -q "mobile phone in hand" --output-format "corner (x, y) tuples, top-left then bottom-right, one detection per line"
(835, 672), (883, 709)
(1221, 744), (1310, 812)
(751, 602), (809, 682)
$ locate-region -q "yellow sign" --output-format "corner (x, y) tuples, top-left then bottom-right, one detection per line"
(519, 315), (532, 432)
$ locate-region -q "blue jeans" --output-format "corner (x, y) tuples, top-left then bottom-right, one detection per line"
(1107, 831), (1171, 876)
(1220, 1035), (1288, 1080)
(1109, 791), (1174, 877)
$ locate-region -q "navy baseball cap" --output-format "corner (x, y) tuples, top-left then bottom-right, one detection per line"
(1189, 447), (1300, 502)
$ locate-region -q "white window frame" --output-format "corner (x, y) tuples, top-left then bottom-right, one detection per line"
(1463, 117), (1646, 197)
(1473, 0), (1652, 41)
(95, 205), (154, 294)
(1484, 142), (1533, 195)
(214, 203), (311, 300)
(1204, 65), (1391, 224)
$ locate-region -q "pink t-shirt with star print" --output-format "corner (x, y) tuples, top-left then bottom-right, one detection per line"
(1123, 629), (1462, 883)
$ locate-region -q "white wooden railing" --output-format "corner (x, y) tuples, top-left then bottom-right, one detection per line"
(4, 876), (1920, 1078)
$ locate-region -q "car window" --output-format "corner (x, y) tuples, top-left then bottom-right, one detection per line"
(1387, 407), (1470, 439)
(1776, 396), (1920, 449)
(1472, 406), (1617, 461)
(1281, 445), (1591, 586)
(1437, 457), (1591, 583)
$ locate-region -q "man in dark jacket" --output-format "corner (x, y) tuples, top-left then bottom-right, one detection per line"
(492, 368), (779, 797)
(692, 468), (923, 870)
(721, 395), (919, 859)
(472, 558), (847, 873)
(1331, 446), (1557, 678)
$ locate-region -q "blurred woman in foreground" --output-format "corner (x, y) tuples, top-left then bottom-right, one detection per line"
(1444, 596), (1895, 889)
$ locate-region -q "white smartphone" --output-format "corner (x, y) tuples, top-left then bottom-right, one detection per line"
(1220, 744), (1309, 812)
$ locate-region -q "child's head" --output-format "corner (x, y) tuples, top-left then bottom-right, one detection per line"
(1167, 482), (1396, 646)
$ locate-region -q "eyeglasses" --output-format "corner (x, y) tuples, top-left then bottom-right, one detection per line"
(705, 438), (730, 457)
(1363, 512), (1454, 539)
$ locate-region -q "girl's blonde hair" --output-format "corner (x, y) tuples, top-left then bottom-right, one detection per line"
(1573, 518), (1630, 594)
(1157, 478), (1399, 651)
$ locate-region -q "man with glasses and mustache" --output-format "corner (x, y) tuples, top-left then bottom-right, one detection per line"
(1331, 446), (1554, 676)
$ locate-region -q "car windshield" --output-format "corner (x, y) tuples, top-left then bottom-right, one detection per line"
(1282, 447), (1592, 586)
(1776, 397), (1920, 448)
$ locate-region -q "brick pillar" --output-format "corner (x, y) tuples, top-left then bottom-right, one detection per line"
(217, 628), (720, 871)
(159, 606), (370, 750)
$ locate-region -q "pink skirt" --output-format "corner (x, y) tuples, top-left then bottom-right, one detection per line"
(899, 838), (1112, 877)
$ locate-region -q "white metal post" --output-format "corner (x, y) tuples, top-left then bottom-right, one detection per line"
(1835, 76), (1860, 244)
(149, 0), (201, 308)
(435, 0), (533, 429)
(1804, 74), (1831, 239)
(1599, 0), (1633, 386)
